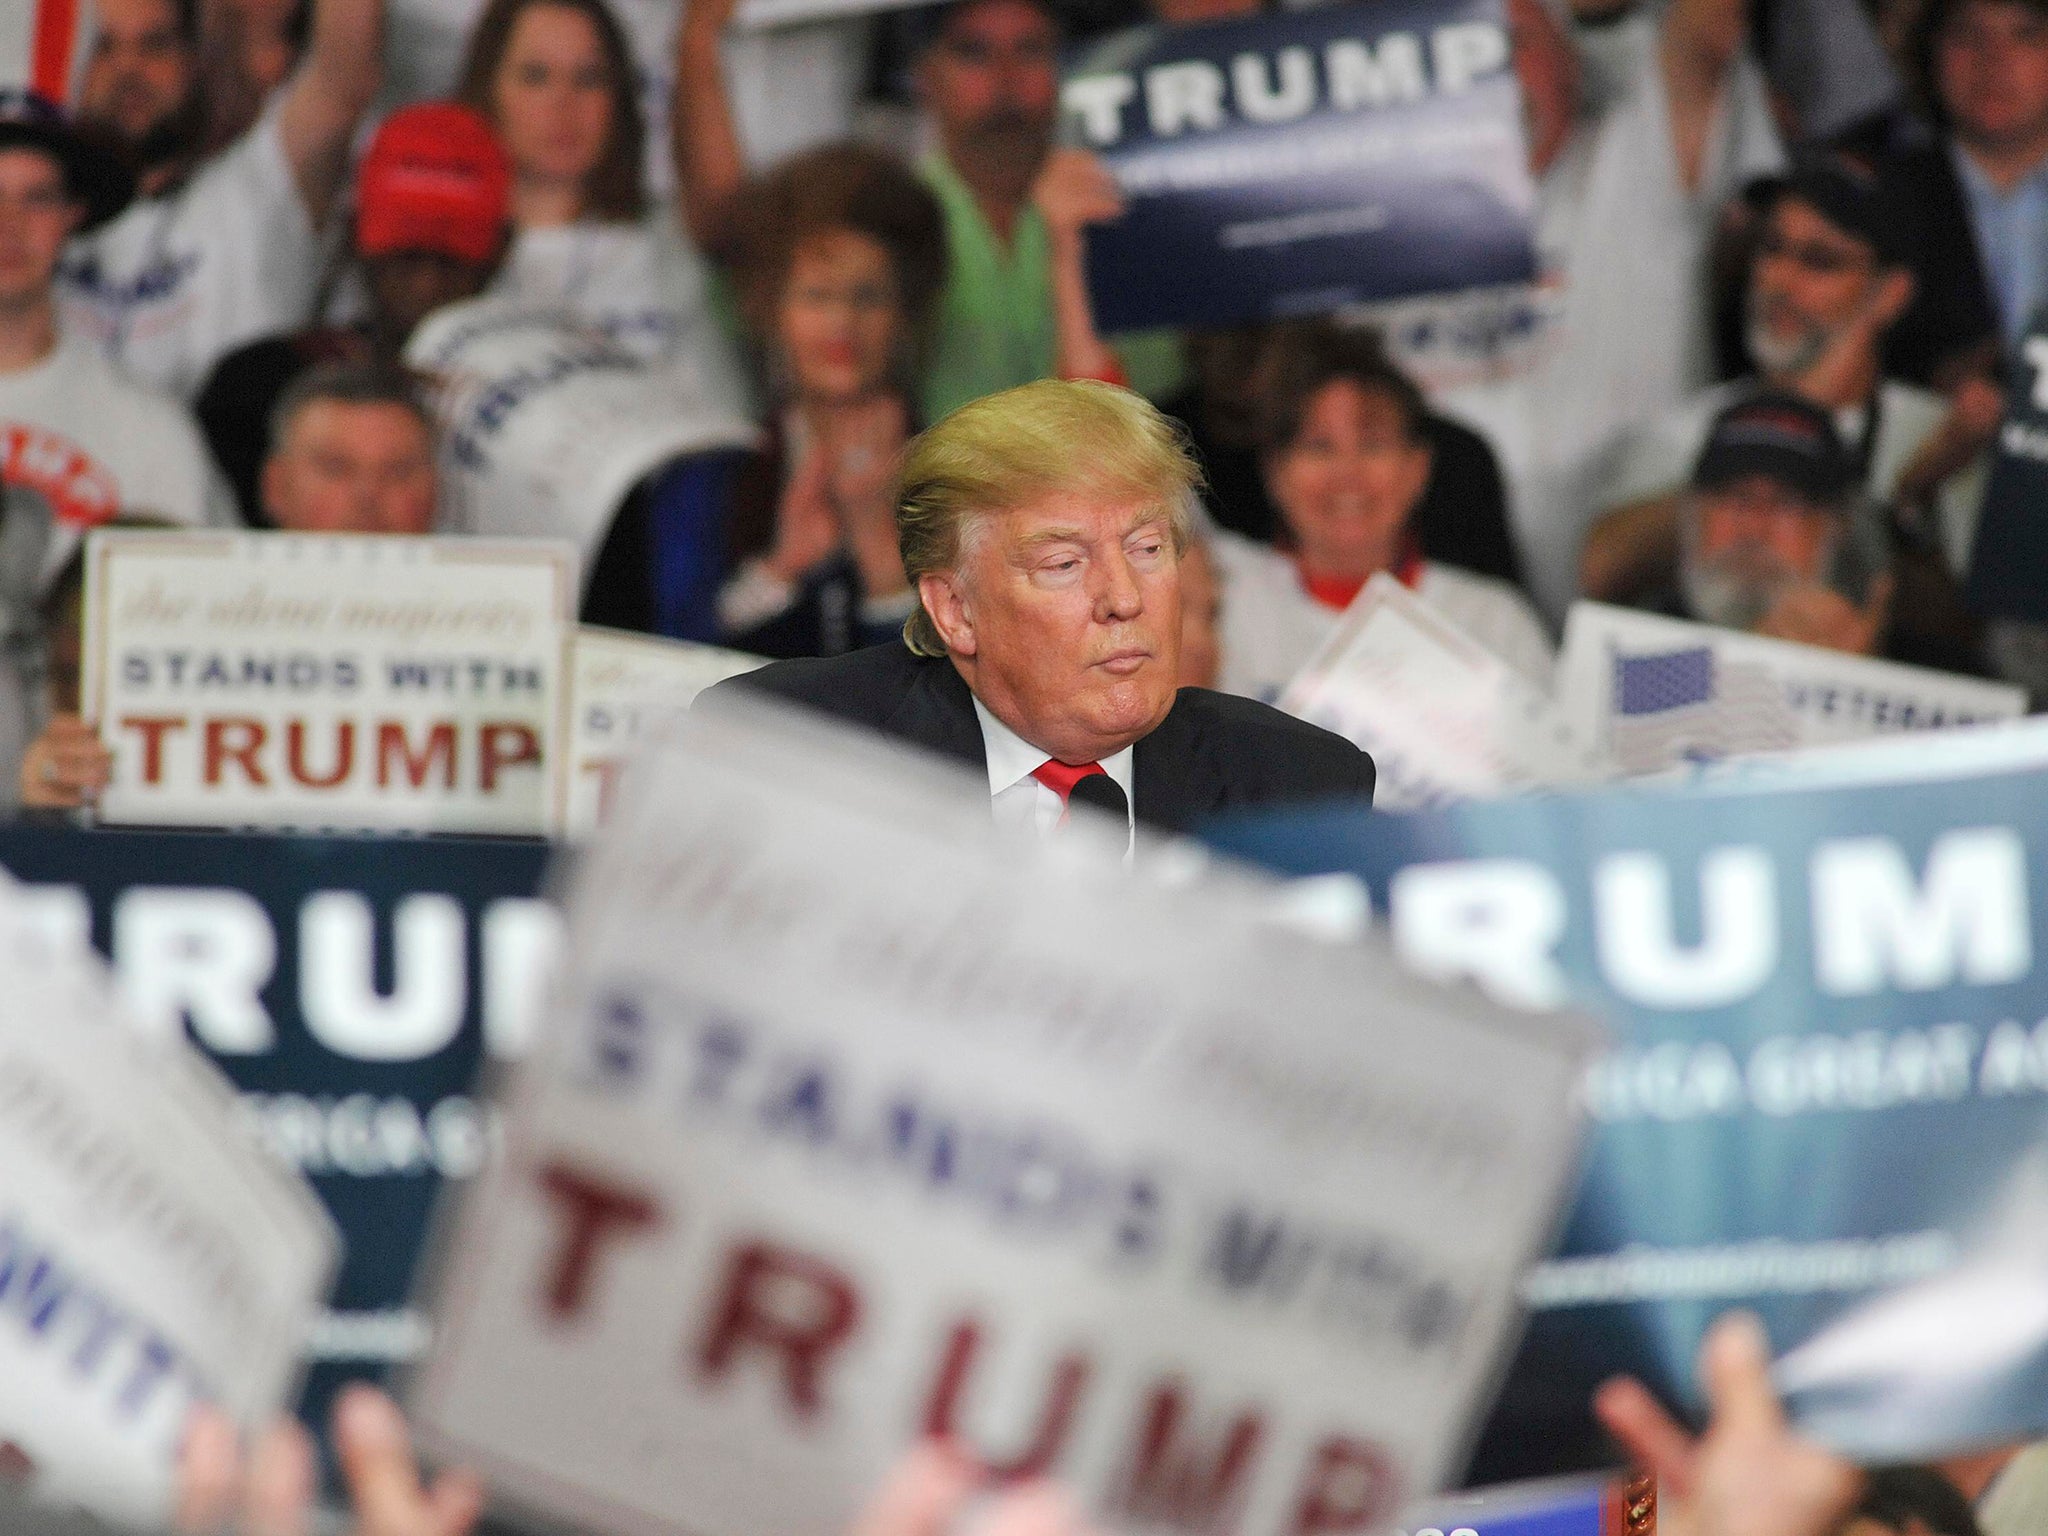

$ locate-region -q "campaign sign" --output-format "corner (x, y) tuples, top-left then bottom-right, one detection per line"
(81, 529), (578, 835)
(0, 824), (554, 1440)
(410, 699), (1595, 1536)
(1967, 315), (2048, 621)
(1205, 739), (2048, 1481)
(1282, 574), (1598, 811)
(564, 627), (763, 835)
(406, 306), (758, 561)
(1557, 602), (2023, 778)
(1064, 0), (1536, 333)
(0, 869), (336, 1523)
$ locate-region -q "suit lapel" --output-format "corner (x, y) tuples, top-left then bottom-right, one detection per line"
(882, 654), (988, 774)
(1132, 693), (1220, 833)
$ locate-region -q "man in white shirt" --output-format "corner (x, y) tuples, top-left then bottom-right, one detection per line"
(0, 96), (230, 583)
(59, 0), (384, 400)
(1583, 156), (1994, 596)
(1361, 0), (1785, 623)
(0, 96), (231, 809)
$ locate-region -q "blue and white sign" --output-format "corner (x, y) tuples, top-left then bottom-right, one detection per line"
(0, 826), (555, 1439)
(1967, 313), (2048, 621)
(1205, 737), (2048, 1481)
(1063, 0), (1538, 332)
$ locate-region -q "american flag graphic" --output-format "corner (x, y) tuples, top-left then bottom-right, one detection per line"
(1607, 645), (1799, 774)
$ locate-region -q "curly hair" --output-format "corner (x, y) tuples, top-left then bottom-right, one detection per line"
(728, 142), (948, 345)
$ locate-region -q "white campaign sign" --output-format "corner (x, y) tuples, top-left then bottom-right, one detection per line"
(1281, 575), (1602, 811)
(0, 873), (335, 1525)
(411, 698), (1596, 1536)
(81, 530), (578, 835)
(564, 627), (763, 835)
(406, 308), (758, 564)
(1558, 602), (2026, 778)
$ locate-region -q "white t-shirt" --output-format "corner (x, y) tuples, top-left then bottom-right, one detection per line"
(0, 332), (233, 590)
(1209, 531), (1555, 703)
(57, 99), (320, 402)
(487, 215), (748, 407)
(1600, 376), (1986, 575)
(1357, 18), (1785, 622)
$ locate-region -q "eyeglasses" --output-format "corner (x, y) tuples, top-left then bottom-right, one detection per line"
(1755, 229), (1875, 276)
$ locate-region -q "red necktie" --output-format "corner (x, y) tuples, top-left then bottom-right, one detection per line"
(1031, 758), (1106, 827)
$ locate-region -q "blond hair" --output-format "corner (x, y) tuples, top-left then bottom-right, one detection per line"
(897, 380), (1203, 656)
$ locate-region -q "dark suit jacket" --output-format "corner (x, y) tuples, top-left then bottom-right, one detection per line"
(1874, 138), (2002, 387)
(699, 642), (1375, 834)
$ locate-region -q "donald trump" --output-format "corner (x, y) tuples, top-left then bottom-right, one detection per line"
(704, 379), (1374, 836)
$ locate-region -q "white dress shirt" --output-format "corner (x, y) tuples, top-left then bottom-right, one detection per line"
(972, 698), (1135, 848)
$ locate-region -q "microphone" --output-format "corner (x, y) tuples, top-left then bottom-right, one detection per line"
(1069, 773), (1129, 824)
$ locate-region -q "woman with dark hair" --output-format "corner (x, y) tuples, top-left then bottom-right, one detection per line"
(455, 0), (738, 381)
(1209, 322), (1553, 702)
(581, 142), (948, 658)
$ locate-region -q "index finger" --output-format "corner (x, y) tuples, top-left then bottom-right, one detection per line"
(1698, 1311), (1785, 1439)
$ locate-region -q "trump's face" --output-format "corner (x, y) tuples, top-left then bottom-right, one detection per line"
(923, 490), (1183, 765)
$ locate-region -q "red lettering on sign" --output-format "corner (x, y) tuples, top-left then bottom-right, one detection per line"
(202, 718), (267, 786)
(694, 1241), (860, 1421)
(923, 1320), (1090, 1480)
(479, 722), (541, 792)
(286, 719), (354, 788)
(1113, 1381), (1265, 1530)
(118, 715), (186, 784)
(535, 1161), (661, 1320)
(1289, 1437), (1398, 1535)
(376, 721), (457, 789)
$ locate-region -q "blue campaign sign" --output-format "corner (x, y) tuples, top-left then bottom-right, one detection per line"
(1966, 314), (2048, 621)
(0, 824), (554, 1437)
(1063, 0), (1538, 333)
(1204, 761), (2048, 1483)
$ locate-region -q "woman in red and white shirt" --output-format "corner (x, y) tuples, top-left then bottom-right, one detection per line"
(1211, 323), (1554, 703)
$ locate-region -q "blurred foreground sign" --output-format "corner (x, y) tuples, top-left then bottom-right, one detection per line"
(1065, 0), (1537, 332)
(411, 700), (1595, 1536)
(1283, 574), (1599, 811)
(82, 530), (578, 835)
(1204, 720), (2048, 1479)
(563, 628), (762, 835)
(0, 824), (555, 1435)
(0, 872), (335, 1524)
(1557, 603), (2023, 778)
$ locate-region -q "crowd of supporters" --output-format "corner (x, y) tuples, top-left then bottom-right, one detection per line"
(5, 0), (2048, 1524)
(4, 0), (2047, 794)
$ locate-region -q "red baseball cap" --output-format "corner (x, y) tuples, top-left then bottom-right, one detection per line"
(355, 103), (512, 265)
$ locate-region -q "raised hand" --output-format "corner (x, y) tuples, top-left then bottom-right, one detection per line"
(174, 1387), (483, 1536)
(19, 714), (114, 809)
(1595, 1313), (1861, 1536)
(848, 1443), (1106, 1536)
(1754, 571), (1892, 656)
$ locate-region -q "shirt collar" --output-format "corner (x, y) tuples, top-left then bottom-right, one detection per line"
(1951, 139), (2048, 202)
(971, 696), (1135, 809)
